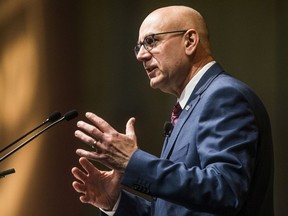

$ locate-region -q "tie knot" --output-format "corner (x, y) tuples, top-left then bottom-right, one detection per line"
(171, 102), (182, 125)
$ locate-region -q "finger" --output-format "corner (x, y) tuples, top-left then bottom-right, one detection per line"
(71, 167), (87, 183)
(126, 117), (136, 137)
(76, 149), (97, 160)
(72, 181), (86, 193)
(74, 130), (96, 147)
(85, 112), (116, 134)
(76, 149), (107, 161)
(79, 157), (100, 175)
(79, 195), (90, 203)
(76, 120), (103, 141)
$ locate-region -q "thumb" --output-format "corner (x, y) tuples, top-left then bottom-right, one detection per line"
(126, 117), (136, 137)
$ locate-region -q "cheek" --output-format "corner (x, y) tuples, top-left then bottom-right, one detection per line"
(154, 45), (185, 79)
(160, 48), (183, 69)
(156, 53), (174, 72)
(160, 58), (181, 78)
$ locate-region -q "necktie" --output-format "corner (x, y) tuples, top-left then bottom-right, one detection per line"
(171, 102), (182, 125)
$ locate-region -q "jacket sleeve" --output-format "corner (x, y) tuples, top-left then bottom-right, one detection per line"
(113, 190), (151, 216)
(121, 83), (259, 215)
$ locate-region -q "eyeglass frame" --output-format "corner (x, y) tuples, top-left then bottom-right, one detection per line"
(134, 29), (189, 57)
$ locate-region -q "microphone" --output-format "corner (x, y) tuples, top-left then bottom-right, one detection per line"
(163, 121), (173, 137)
(0, 168), (15, 179)
(0, 110), (78, 162)
(62, 110), (78, 121)
(0, 111), (62, 154)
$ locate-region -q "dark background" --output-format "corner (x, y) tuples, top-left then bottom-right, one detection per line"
(0, 0), (287, 215)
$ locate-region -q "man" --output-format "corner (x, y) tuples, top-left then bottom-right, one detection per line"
(71, 5), (274, 215)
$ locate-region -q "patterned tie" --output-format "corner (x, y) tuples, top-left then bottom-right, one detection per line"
(171, 102), (182, 125)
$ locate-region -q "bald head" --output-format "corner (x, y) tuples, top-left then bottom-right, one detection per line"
(140, 6), (211, 54)
(136, 6), (213, 96)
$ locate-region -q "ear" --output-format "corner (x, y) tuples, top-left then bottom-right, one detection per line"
(184, 29), (199, 55)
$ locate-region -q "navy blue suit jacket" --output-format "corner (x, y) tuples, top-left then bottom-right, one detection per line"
(113, 63), (274, 215)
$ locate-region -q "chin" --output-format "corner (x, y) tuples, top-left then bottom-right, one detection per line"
(149, 79), (172, 94)
(150, 82), (167, 93)
(149, 79), (161, 89)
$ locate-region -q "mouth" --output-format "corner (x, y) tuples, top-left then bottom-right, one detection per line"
(146, 68), (157, 80)
(145, 65), (157, 75)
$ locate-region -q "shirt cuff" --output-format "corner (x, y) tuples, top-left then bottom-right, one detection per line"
(100, 193), (121, 216)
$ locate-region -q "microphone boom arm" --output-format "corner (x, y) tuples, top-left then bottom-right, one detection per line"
(0, 118), (63, 162)
(0, 111), (61, 154)
(0, 110), (78, 163)
(0, 168), (15, 179)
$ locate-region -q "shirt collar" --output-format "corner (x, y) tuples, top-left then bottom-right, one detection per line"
(178, 61), (216, 108)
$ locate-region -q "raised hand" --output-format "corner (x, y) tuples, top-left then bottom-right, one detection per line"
(72, 157), (122, 210)
(74, 112), (138, 172)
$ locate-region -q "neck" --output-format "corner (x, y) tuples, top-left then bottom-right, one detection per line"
(173, 55), (213, 97)
(190, 55), (214, 79)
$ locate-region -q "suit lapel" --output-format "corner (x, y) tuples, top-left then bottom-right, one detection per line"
(161, 63), (224, 159)
(161, 95), (201, 159)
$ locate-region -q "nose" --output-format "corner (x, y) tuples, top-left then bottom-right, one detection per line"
(136, 45), (152, 62)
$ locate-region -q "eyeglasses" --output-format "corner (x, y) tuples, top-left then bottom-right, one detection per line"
(134, 30), (188, 56)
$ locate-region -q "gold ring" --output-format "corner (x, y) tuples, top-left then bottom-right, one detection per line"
(92, 140), (98, 149)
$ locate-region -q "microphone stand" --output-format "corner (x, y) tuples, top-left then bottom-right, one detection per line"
(0, 168), (15, 179)
(0, 112), (62, 179)
(0, 110), (77, 179)
(1, 116), (63, 163)
(0, 110), (78, 163)
(0, 111), (61, 154)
